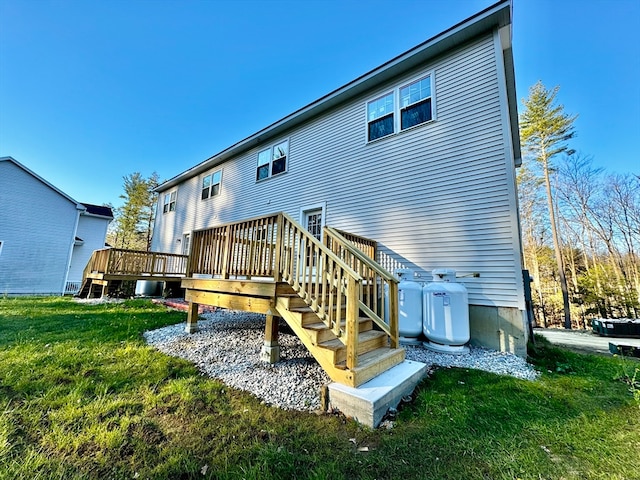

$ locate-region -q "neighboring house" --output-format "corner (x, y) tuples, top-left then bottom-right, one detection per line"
(0, 156), (113, 295)
(152, 0), (528, 355)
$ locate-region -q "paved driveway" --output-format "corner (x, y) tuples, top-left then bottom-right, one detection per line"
(534, 328), (640, 356)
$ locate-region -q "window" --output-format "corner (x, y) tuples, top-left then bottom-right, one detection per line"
(367, 92), (394, 141)
(365, 73), (434, 142)
(163, 191), (176, 213)
(400, 75), (432, 130)
(201, 170), (221, 200)
(0, 241), (3, 257)
(257, 140), (288, 181)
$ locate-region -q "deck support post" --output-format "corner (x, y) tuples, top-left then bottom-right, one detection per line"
(185, 301), (199, 333)
(260, 311), (280, 364)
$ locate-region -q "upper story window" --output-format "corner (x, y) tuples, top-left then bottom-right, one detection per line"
(367, 92), (395, 141)
(366, 73), (434, 142)
(400, 75), (432, 130)
(201, 170), (221, 200)
(257, 139), (288, 181)
(163, 191), (176, 213)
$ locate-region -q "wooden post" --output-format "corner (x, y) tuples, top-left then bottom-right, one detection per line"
(185, 301), (199, 333)
(273, 213), (284, 282)
(346, 276), (359, 370)
(388, 281), (399, 349)
(221, 224), (232, 279)
(260, 308), (280, 364)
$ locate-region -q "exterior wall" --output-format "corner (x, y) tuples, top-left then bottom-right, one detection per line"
(0, 161), (79, 295)
(67, 214), (111, 286)
(152, 32), (527, 352)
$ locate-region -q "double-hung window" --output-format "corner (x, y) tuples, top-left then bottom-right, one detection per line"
(367, 92), (395, 142)
(163, 191), (176, 213)
(201, 170), (221, 200)
(400, 75), (432, 130)
(256, 140), (288, 181)
(366, 73), (434, 142)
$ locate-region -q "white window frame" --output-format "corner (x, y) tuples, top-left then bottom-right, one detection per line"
(162, 191), (177, 214)
(366, 91), (395, 142)
(0, 240), (3, 257)
(201, 170), (222, 200)
(365, 71), (436, 144)
(256, 139), (289, 182)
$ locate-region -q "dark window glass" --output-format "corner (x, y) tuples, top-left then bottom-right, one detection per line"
(401, 98), (432, 130)
(211, 184), (220, 196)
(257, 164), (269, 181)
(272, 156), (286, 175)
(368, 113), (394, 141)
(201, 188), (210, 200)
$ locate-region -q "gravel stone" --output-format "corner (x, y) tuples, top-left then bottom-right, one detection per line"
(144, 309), (539, 412)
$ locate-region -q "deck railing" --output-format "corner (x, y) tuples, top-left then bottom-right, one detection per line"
(324, 227), (399, 348)
(84, 248), (188, 277)
(188, 212), (400, 369)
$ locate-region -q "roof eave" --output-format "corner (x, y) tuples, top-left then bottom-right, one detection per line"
(156, 0), (514, 192)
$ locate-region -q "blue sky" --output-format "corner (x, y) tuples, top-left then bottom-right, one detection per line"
(1, 0), (639, 207)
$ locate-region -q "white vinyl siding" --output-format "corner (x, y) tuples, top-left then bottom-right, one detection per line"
(152, 33), (524, 309)
(0, 160), (79, 295)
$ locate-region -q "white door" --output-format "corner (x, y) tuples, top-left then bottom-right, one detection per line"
(304, 209), (323, 241)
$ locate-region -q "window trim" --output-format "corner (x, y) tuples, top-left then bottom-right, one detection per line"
(201, 169), (222, 201)
(0, 240), (3, 257)
(366, 91), (395, 142)
(256, 138), (289, 182)
(365, 71), (436, 144)
(162, 190), (177, 214)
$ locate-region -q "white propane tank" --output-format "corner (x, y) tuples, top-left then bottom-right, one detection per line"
(422, 268), (470, 354)
(383, 269), (423, 345)
(397, 269), (423, 345)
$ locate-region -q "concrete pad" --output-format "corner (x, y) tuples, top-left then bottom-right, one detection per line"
(327, 360), (428, 428)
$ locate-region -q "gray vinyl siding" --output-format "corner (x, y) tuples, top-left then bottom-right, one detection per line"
(67, 215), (111, 284)
(152, 32), (524, 309)
(0, 161), (78, 295)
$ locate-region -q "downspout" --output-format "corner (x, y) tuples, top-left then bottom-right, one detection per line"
(61, 205), (84, 295)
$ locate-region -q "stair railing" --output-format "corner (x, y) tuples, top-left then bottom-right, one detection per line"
(278, 213), (365, 369)
(187, 212), (401, 369)
(324, 227), (399, 349)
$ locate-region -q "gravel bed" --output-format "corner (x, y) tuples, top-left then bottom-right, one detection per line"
(144, 310), (539, 412)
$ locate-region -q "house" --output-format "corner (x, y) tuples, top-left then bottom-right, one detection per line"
(0, 156), (113, 295)
(151, 0), (527, 359)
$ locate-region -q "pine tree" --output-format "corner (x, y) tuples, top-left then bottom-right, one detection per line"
(110, 172), (159, 250)
(520, 81), (577, 329)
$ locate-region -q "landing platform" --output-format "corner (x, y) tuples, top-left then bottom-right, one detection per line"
(326, 359), (428, 428)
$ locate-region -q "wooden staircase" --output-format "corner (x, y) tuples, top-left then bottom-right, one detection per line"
(274, 286), (404, 387)
(183, 212), (403, 388)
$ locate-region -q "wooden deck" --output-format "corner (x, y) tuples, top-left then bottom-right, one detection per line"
(78, 248), (188, 298)
(182, 212), (402, 387)
(77, 212), (402, 387)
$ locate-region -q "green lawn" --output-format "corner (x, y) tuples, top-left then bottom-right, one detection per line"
(0, 297), (638, 480)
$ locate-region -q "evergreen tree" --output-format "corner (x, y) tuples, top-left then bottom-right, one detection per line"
(110, 172), (159, 250)
(520, 81), (577, 329)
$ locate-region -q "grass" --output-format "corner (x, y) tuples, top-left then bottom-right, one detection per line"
(0, 297), (638, 480)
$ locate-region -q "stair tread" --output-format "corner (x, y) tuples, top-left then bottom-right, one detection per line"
(319, 330), (386, 351)
(336, 346), (405, 370)
(304, 317), (372, 331)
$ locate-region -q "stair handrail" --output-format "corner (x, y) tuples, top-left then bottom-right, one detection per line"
(278, 213), (366, 369)
(323, 226), (399, 349)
